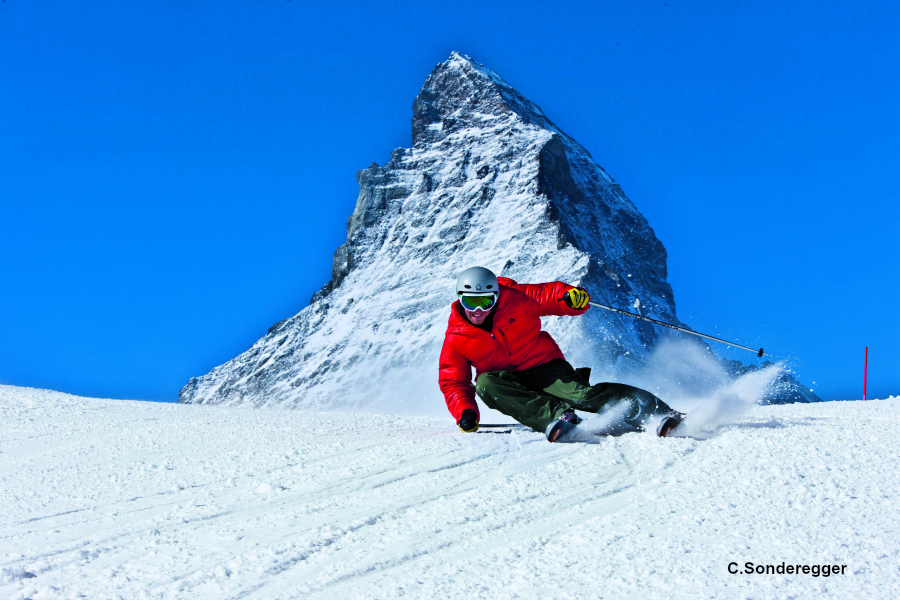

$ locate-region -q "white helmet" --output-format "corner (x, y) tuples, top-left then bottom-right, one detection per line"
(456, 267), (499, 295)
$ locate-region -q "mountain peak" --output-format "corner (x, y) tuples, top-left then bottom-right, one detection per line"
(446, 50), (476, 67)
(412, 53), (555, 146)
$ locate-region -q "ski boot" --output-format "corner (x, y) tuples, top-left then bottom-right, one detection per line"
(657, 411), (685, 437)
(546, 409), (582, 443)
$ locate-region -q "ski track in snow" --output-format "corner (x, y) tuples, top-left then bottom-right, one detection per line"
(1, 385), (898, 599)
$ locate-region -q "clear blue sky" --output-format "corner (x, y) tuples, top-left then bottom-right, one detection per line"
(1, 1), (897, 401)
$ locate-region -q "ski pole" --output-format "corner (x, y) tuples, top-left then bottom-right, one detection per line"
(574, 298), (769, 358)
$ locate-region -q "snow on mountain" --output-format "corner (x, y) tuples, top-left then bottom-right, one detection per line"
(2, 384), (896, 599)
(178, 52), (816, 411)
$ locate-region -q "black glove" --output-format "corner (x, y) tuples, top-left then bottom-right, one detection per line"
(563, 287), (590, 310)
(457, 409), (479, 432)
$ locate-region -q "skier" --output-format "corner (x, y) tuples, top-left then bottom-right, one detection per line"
(439, 266), (683, 441)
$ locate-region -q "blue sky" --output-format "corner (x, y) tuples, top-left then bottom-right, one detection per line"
(1, 0), (897, 401)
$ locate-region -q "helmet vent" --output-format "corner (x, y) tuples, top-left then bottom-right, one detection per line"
(464, 285), (471, 289)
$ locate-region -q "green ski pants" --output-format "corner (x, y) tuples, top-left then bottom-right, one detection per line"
(475, 358), (674, 433)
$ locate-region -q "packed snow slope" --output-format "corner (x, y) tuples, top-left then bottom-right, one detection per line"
(179, 52), (817, 410)
(2, 385), (897, 600)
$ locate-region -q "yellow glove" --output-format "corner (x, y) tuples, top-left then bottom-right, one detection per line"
(563, 287), (590, 310)
(457, 409), (479, 432)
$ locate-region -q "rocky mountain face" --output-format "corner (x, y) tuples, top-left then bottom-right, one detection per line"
(179, 52), (819, 411)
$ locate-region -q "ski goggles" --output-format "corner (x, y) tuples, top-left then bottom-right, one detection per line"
(458, 293), (498, 312)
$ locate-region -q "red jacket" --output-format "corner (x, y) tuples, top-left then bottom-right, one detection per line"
(438, 277), (588, 420)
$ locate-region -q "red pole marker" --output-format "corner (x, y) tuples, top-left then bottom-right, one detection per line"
(864, 347), (868, 401)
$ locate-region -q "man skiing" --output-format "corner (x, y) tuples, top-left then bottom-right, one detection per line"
(438, 266), (683, 441)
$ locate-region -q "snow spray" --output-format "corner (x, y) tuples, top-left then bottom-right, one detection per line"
(568, 400), (633, 439)
(622, 338), (782, 438)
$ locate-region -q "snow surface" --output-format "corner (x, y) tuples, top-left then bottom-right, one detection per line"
(2, 384), (898, 599)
